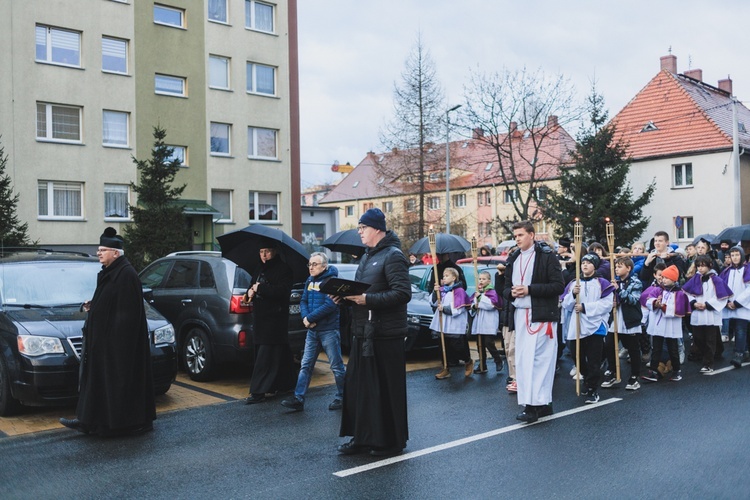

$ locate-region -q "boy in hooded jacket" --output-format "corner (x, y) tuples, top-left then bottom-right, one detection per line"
(720, 246), (750, 367)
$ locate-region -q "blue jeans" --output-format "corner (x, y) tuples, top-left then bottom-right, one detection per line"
(294, 329), (346, 402)
(730, 319), (749, 353)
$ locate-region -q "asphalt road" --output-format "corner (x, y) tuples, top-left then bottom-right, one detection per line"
(2, 355), (749, 499)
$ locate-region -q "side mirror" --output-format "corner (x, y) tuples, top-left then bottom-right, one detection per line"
(142, 288), (154, 303)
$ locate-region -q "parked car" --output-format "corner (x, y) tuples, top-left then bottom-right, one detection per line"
(335, 263), (438, 352)
(0, 249), (177, 417)
(139, 251), (306, 381)
(409, 263), (501, 296)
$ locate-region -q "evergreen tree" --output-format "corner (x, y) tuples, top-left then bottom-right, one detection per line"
(544, 87), (655, 245)
(124, 127), (191, 270)
(0, 139), (33, 247)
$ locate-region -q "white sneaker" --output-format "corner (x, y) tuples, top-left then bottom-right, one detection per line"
(625, 378), (641, 390)
(619, 347), (628, 358)
(601, 377), (620, 388)
(722, 335), (730, 343)
(571, 371), (584, 380)
(569, 366), (577, 377)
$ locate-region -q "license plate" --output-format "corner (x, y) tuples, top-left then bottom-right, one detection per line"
(289, 304), (300, 314)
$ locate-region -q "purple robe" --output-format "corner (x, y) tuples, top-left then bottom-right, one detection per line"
(683, 273), (733, 300)
(720, 263), (750, 285)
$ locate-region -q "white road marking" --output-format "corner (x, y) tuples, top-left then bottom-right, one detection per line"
(703, 361), (750, 375)
(333, 397), (622, 478)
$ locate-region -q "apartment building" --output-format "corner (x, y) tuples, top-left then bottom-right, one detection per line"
(0, 0), (300, 251)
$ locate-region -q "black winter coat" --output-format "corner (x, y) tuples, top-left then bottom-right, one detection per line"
(503, 244), (564, 323)
(352, 231), (411, 338)
(77, 256), (155, 430)
(250, 255), (293, 345)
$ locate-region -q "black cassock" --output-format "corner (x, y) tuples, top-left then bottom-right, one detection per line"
(77, 256), (155, 433)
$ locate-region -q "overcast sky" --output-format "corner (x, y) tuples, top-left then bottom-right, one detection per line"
(297, 0), (750, 189)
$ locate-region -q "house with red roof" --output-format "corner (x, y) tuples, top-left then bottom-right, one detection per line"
(612, 54), (750, 244)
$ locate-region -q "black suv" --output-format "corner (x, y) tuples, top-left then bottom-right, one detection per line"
(139, 251), (306, 381)
(0, 250), (177, 416)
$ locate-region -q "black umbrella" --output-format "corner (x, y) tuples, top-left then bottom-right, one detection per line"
(692, 233), (717, 246)
(321, 229), (366, 257)
(713, 225), (750, 245)
(217, 225), (310, 283)
(409, 233), (471, 255)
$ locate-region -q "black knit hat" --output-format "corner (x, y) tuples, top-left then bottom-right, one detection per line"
(358, 208), (387, 232)
(100, 227), (124, 249)
(581, 253), (600, 269)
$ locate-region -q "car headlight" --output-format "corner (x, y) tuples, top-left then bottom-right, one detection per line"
(407, 315), (420, 324)
(154, 324), (176, 345)
(17, 335), (65, 356)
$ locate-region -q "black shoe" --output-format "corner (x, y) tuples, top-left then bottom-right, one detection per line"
(731, 352), (743, 369)
(370, 446), (403, 457)
(516, 406), (539, 423)
(244, 394), (266, 405)
(494, 359), (504, 371)
(59, 418), (91, 434)
(337, 439), (369, 455)
(328, 399), (342, 411)
(537, 404), (553, 417)
(281, 397), (304, 411)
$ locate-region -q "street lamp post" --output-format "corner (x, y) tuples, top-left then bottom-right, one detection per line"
(445, 104), (461, 234)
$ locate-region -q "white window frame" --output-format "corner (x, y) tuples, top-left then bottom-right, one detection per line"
(210, 122), (231, 156)
(38, 181), (84, 220)
(345, 205), (354, 217)
(155, 74), (186, 97)
(102, 36), (128, 74)
(248, 191), (279, 223)
(36, 102), (82, 144)
(35, 25), (81, 68)
(382, 201), (393, 213)
(428, 197), (441, 210)
(675, 216), (694, 241)
(245, 1), (275, 33)
(246, 62), (276, 96)
(166, 145), (187, 166)
(104, 183), (130, 220)
(154, 4), (185, 28)
(209, 55), (230, 90)
(504, 189), (519, 204)
(452, 193), (466, 208)
(212, 189), (233, 223)
(247, 127), (277, 159)
(102, 110), (129, 147)
(406, 199), (416, 212)
(673, 163), (693, 188)
(208, 0), (228, 24)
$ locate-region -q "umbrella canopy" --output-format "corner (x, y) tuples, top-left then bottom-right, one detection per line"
(217, 225), (310, 284)
(713, 225), (750, 246)
(692, 233), (717, 246)
(321, 229), (366, 257)
(409, 233), (471, 256)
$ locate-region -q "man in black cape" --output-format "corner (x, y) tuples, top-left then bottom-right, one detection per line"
(337, 208), (411, 457)
(60, 227), (155, 436)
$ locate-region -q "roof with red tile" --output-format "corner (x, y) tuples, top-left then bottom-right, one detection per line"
(612, 70), (750, 160)
(319, 124), (576, 204)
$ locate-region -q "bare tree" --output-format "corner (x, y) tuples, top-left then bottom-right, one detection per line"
(378, 35), (445, 240)
(460, 67), (579, 235)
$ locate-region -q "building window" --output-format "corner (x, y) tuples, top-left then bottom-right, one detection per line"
(452, 193), (466, 208)
(428, 197), (441, 210)
(245, 1), (274, 33)
(478, 222), (491, 237)
(155, 74), (186, 96)
(673, 163), (693, 188)
(504, 189), (519, 204)
(246, 62), (276, 96)
(210, 122), (231, 155)
(211, 189), (232, 222)
(406, 198), (416, 212)
(166, 145), (187, 166)
(104, 184), (130, 219)
(35, 25), (81, 67)
(534, 186), (548, 201)
(36, 102), (81, 143)
(102, 37), (127, 74)
(208, 0), (228, 23)
(382, 201), (393, 213)
(249, 191), (278, 222)
(38, 181), (83, 219)
(154, 4), (185, 28)
(345, 205), (354, 217)
(478, 191), (492, 206)
(247, 127), (277, 159)
(363, 202), (374, 213)
(209, 55), (230, 90)
(675, 216), (694, 240)
(102, 110), (129, 147)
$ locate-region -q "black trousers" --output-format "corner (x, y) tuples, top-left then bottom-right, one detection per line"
(692, 324), (719, 367)
(443, 334), (471, 364)
(476, 335), (502, 369)
(579, 335), (605, 391)
(649, 336), (680, 373)
(604, 332), (641, 379)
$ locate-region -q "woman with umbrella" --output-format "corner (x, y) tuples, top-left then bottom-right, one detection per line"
(243, 238), (296, 404)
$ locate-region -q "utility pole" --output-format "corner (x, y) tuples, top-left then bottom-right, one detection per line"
(445, 104), (461, 233)
(733, 97), (742, 225)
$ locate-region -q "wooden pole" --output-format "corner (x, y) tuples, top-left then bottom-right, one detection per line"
(574, 220), (583, 396)
(471, 236), (484, 371)
(429, 228), (448, 372)
(605, 219), (621, 382)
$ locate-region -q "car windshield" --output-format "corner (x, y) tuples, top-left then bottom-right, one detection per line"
(0, 261), (99, 306)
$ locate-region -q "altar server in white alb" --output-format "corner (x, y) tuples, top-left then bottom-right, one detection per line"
(470, 271), (503, 374)
(502, 221), (565, 424)
(720, 246), (750, 368)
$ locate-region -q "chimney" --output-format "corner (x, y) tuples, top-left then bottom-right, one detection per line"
(509, 121), (518, 134)
(547, 115), (558, 128)
(718, 76), (733, 95)
(660, 54), (677, 73)
(684, 69), (703, 82)
(472, 127), (484, 139)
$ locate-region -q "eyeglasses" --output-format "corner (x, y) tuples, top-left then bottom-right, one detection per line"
(356, 225), (369, 232)
(96, 248), (115, 254)
(307, 262), (323, 268)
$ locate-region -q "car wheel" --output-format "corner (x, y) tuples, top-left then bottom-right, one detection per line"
(182, 328), (213, 382)
(0, 355), (22, 417)
(154, 384), (171, 396)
